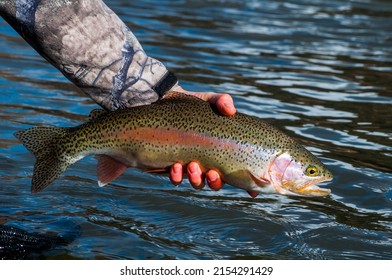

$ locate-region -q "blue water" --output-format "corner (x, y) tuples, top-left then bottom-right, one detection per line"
(1, 0), (391, 259)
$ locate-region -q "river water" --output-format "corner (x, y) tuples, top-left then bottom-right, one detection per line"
(0, 0), (391, 259)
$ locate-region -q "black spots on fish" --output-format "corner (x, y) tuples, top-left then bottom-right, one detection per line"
(14, 127), (66, 155)
(14, 127), (72, 193)
(88, 109), (108, 121)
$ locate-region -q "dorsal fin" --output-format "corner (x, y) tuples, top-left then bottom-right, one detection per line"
(88, 109), (108, 121)
(158, 91), (204, 103)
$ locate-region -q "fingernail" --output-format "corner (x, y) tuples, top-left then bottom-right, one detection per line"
(207, 172), (218, 183)
(188, 164), (199, 174)
(173, 164), (181, 173)
(223, 102), (233, 109)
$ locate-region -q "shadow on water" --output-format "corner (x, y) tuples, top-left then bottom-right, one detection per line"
(0, 223), (79, 260)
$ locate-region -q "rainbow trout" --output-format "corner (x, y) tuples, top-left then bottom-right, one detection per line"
(14, 92), (333, 196)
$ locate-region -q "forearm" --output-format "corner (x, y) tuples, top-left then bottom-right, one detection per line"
(0, 0), (178, 110)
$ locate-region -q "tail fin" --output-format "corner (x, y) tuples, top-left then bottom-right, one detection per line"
(14, 127), (70, 194)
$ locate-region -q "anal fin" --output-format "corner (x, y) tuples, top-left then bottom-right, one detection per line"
(96, 155), (128, 187)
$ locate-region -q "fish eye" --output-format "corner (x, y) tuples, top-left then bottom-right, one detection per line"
(305, 165), (319, 177)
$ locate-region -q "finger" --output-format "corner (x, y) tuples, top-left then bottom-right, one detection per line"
(211, 93), (236, 116)
(174, 88), (236, 117)
(169, 163), (183, 185)
(187, 162), (205, 189)
(194, 92), (236, 116)
(206, 170), (224, 191)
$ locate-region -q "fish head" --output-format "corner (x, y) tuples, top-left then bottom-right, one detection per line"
(267, 148), (333, 197)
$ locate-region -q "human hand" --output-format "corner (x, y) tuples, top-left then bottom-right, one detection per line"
(170, 162), (224, 191)
(174, 86), (236, 116)
(167, 87), (236, 191)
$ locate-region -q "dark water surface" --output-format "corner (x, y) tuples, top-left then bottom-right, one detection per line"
(1, 0), (391, 259)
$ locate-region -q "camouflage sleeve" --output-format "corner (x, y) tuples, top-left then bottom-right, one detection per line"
(0, 0), (178, 110)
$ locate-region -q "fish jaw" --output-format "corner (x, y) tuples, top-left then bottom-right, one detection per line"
(281, 177), (332, 197)
(265, 152), (333, 197)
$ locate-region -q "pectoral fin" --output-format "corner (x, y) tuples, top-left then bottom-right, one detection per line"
(248, 171), (270, 187)
(247, 191), (260, 198)
(246, 171), (271, 198)
(96, 155), (128, 187)
(225, 169), (269, 198)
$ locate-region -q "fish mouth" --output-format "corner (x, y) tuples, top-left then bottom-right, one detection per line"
(285, 177), (332, 197)
(293, 184), (331, 197)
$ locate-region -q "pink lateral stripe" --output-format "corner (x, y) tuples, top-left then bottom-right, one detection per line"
(116, 127), (239, 149)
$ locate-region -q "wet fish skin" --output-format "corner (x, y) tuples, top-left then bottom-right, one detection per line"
(14, 92), (333, 196)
